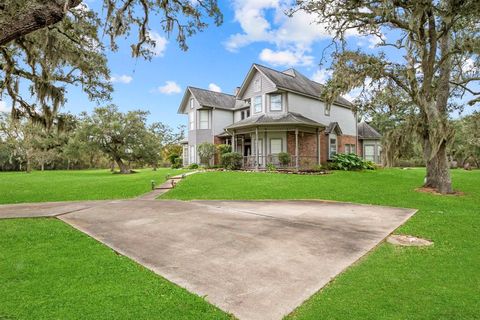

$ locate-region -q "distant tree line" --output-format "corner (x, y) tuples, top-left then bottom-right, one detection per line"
(0, 105), (184, 173)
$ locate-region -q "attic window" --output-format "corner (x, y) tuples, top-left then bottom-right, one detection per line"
(254, 78), (261, 92)
(325, 104), (331, 116)
(190, 98), (194, 109)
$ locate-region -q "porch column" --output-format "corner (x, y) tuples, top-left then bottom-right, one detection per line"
(316, 128), (320, 165)
(241, 137), (245, 156)
(255, 127), (259, 170)
(295, 128), (299, 169)
(232, 130), (236, 153)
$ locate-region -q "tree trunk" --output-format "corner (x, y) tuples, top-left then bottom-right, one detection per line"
(423, 137), (452, 194)
(0, 0), (82, 45)
(115, 157), (130, 174)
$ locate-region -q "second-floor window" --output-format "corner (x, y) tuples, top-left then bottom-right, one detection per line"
(270, 94), (282, 111)
(254, 96), (262, 113)
(241, 111), (245, 120)
(246, 109), (250, 118)
(198, 110), (209, 129)
(189, 112), (195, 130)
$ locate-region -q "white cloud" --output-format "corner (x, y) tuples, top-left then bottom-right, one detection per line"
(259, 48), (313, 67)
(110, 74), (133, 84)
(0, 100), (8, 113)
(155, 81), (181, 94)
(208, 83), (222, 92)
(148, 31), (168, 57)
(311, 69), (332, 83)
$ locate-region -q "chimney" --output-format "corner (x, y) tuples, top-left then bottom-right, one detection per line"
(234, 86), (241, 96)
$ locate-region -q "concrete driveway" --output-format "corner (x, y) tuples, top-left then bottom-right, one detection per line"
(13, 199), (416, 320)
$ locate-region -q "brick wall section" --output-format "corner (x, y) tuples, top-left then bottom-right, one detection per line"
(213, 136), (225, 165)
(320, 133), (329, 164)
(286, 132), (319, 167)
(338, 135), (357, 154)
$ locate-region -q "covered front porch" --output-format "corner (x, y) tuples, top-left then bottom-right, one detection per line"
(220, 125), (324, 170)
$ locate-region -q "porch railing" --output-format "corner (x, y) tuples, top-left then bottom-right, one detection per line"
(243, 155), (319, 169)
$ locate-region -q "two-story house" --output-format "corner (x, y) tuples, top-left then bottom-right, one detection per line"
(178, 63), (381, 168)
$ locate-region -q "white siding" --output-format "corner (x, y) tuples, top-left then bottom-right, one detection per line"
(287, 93), (357, 136)
(213, 109), (234, 136)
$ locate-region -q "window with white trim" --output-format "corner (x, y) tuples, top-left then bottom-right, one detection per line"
(246, 109), (250, 118)
(198, 110), (209, 129)
(241, 111), (245, 120)
(270, 138), (282, 154)
(190, 98), (194, 109)
(189, 112), (195, 130)
(329, 135), (337, 159)
(254, 96), (262, 113)
(270, 94), (282, 111)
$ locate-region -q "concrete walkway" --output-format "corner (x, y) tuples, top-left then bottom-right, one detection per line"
(0, 191), (416, 320)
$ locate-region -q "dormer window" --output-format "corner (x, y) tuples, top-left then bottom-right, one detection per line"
(246, 109), (250, 118)
(270, 94), (282, 111)
(254, 96), (262, 113)
(241, 111), (245, 120)
(190, 98), (194, 109)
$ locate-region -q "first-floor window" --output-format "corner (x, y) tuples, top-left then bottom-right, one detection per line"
(345, 144), (356, 154)
(329, 135), (337, 159)
(198, 110), (209, 129)
(270, 138), (282, 154)
(189, 145), (196, 163)
(364, 145), (375, 161)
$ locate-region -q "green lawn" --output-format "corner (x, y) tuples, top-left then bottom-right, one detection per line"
(0, 168), (186, 204)
(1, 168), (479, 319)
(0, 218), (230, 320)
(163, 169), (480, 319)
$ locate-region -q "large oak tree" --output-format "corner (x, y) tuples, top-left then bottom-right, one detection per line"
(294, 0), (480, 193)
(0, 0), (221, 129)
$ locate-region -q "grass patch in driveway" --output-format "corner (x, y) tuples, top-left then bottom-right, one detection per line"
(0, 218), (230, 320)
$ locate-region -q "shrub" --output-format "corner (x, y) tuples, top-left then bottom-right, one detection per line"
(197, 142), (216, 165)
(221, 152), (243, 170)
(217, 144), (232, 155)
(171, 157), (182, 169)
(266, 163), (277, 171)
(167, 153), (182, 168)
(188, 163), (199, 169)
(277, 152), (291, 166)
(311, 164), (324, 172)
(331, 153), (376, 171)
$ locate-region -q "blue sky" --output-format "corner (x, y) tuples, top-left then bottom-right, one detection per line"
(1, 0), (477, 126)
(60, 0), (386, 128)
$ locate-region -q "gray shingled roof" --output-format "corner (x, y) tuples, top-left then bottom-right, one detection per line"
(358, 122), (382, 139)
(254, 64), (353, 108)
(189, 87), (237, 110)
(324, 122), (343, 135)
(225, 112), (325, 130)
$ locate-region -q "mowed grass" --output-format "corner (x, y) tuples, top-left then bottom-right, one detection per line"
(163, 169), (480, 319)
(0, 168), (186, 204)
(0, 169), (478, 319)
(0, 218), (230, 320)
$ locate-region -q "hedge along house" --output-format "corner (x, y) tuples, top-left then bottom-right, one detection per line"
(178, 63), (380, 169)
